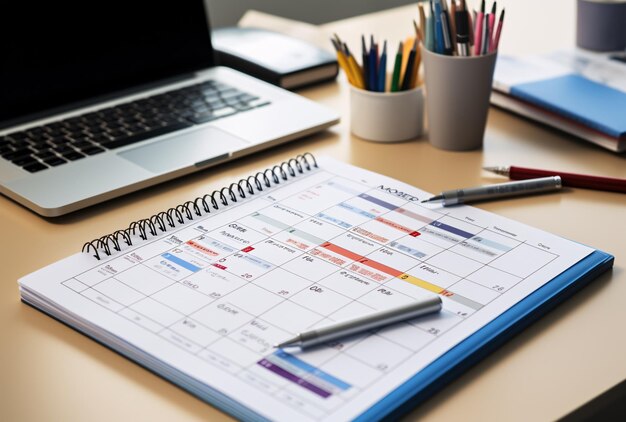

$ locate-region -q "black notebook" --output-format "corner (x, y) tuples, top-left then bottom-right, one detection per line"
(212, 27), (338, 90)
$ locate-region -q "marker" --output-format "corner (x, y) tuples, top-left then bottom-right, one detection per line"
(440, 3), (454, 55)
(275, 296), (442, 349)
(455, 9), (471, 56)
(421, 176), (563, 206)
(461, 0), (474, 46)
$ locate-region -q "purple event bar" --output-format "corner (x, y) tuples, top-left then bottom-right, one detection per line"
(358, 193), (398, 211)
(430, 220), (474, 239)
(258, 359), (332, 398)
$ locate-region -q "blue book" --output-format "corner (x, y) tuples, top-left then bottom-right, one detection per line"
(492, 51), (626, 152)
(511, 75), (626, 139)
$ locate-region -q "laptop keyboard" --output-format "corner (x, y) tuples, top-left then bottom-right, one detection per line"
(0, 80), (270, 173)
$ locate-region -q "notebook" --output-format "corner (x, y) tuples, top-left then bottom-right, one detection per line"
(212, 27), (339, 90)
(492, 50), (626, 152)
(18, 154), (613, 421)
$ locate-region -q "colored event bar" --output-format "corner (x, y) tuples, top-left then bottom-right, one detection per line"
(161, 252), (201, 272)
(257, 359), (332, 398)
(339, 202), (377, 219)
(273, 350), (351, 391)
(358, 193), (398, 210)
(429, 221), (474, 239)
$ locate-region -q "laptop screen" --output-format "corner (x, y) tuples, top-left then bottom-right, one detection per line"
(0, 1), (214, 127)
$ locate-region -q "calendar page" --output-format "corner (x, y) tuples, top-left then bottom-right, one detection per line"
(19, 157), (593, 421)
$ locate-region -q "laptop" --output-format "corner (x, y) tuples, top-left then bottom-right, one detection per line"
(0, 1), (339, 217)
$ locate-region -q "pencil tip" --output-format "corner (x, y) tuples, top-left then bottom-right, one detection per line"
(482, 166), (507, 176)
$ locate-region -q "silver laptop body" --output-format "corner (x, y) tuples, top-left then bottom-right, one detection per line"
(0, 1), (338, 217)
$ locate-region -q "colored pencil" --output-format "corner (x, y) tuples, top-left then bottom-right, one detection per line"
(480, 12), (489, 55)
(488, 2), (497, 52)
(410, 42), (421, 89)
(378, 41), (387, 92)
(450, 0), (458, 52)
(418, 2), (426, 42)
(368, 39), (378, 91)
(361, 35), (369, 90)
(426, 3), (435, 51)
(492, 8), (505, 51)
(401, 40), (417, 90)
(390, 41), (403, 92)
(344, 43), (365, 89)
(331, 38), (355, 85)
(473, 0), (485, 55)
(434, 0), (445, 54)
(400, 36), (415, 84)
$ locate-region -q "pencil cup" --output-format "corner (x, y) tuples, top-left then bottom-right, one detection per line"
(422, 47), (497, 151)
(350, 86), (424, 142)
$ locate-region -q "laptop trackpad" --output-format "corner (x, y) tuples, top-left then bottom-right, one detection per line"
(119, 126), (249, 173)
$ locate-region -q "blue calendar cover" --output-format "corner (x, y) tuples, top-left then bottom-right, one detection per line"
(357, 249), (613, 420)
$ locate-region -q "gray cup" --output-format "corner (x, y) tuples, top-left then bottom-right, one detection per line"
(422, 47), (497, 151)
(577, 0), (626, 52)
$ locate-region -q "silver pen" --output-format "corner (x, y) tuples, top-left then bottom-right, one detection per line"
(421, 176), (562, 206)
(275, 296), (442, 349)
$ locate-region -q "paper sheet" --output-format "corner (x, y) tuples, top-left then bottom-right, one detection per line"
(19, 157), (593, 421)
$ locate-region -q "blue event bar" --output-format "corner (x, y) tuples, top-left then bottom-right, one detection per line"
(161, 252), (201, 272)
(338, 202), (376, 219)
(274, 350), (351, 390)
(470, 236), (512, 252)
(317, 212), (352, 228)
(327, 180), (361, 195)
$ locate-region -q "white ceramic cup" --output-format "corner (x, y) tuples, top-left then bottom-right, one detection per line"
(350, 86), (424, 142)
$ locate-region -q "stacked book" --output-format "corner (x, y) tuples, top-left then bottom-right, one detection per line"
(491, 50), (626, 153)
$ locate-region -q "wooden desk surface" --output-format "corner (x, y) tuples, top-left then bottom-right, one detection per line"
(2, 1), (625, 421)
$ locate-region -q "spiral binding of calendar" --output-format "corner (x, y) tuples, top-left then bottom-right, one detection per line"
(82, 153), (318, 260)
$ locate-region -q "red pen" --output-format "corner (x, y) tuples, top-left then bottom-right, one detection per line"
(491, 8), (505, 52)
(483, 165), (626, 193)
(487, 2), (496, 52)
(473, 0), (485, 55)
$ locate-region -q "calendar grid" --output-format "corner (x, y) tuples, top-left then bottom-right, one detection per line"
(57, 162), (576, 418)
